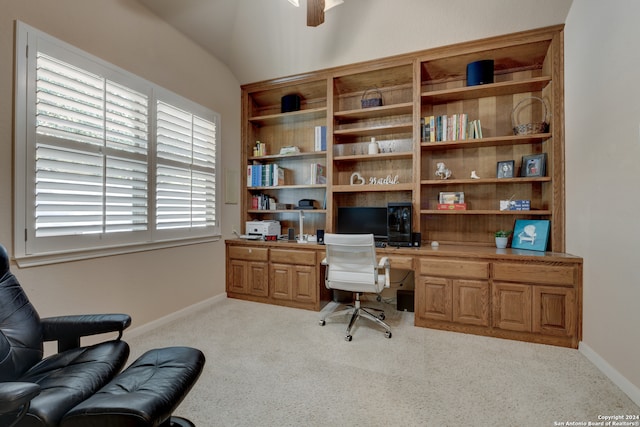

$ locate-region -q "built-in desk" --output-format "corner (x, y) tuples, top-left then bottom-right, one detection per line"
(225, 239), (583, 348)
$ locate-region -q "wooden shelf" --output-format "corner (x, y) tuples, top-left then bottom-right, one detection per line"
(248, 209), (327, 214)
(421, 133), (551, 150)
(420, 177), (551, 185)
(333, 102), (413, 120)
(248, 107), (327, 126)
(421, 77), (551, 104)
(334, 151), (413, 162)
(420, 209), (552, 215)
(333, 122), (413, 138)
(332, 183), (414, 193)
(248, 151), (326, 161)
(248, 184), (326, 190)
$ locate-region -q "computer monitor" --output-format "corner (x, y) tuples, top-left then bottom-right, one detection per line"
(387, 202), (412, 247)
(336, 207), (388, 241)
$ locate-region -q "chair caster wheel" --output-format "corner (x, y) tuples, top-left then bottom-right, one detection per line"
(319, 320), (326, 326)
(376, 295), (382, 302)
(385, 331), (392, 339)
(378, 313), (385, 320)
(345, 335), (352, 342)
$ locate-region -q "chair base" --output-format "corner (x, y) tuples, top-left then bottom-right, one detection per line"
(319, 293), (392, 341)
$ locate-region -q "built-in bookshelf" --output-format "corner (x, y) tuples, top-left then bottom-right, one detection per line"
(240, 25), (566, 251)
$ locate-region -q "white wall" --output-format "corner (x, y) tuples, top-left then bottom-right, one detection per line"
(228, 0), (573, 84)
(0, 0), (241, 326)
(565, 0), (640, 404)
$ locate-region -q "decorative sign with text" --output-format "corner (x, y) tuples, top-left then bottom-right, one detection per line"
(350, 172), (400, 186)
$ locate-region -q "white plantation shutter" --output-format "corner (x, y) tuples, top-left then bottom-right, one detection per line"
(34, 53), (149, 238)
(15, 22), (220, 261)
(156, 102), (217, 230)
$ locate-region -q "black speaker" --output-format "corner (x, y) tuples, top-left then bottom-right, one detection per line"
(466, 60), (494, 86)
(397, 290), (415, 312)
(316, 229), (325, 245)
(412, 232), (421, 247)
(281, 94), (301, 113)
(288, 227), (295, 241)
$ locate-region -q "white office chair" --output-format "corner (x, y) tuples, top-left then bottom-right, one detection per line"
(319, 233), (392, 341)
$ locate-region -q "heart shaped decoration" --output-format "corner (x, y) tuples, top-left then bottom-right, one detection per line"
(350, 172), (365, 186)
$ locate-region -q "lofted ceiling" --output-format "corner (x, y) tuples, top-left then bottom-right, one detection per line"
(136, 0), (573, 85)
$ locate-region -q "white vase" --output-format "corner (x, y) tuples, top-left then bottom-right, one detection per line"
(495, 237), (508, 249)
(368, 137), (379, 154)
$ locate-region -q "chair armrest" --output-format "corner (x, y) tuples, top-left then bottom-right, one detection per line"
(377, 257), (391, 288)
(41, 314), (131, 352)
(0, 382), (40, 414)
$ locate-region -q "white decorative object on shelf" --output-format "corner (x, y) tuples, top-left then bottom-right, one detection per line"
(435, 162), (452, 180)
(350, 172), (365, 185)
(368, 137), (379, 154)
(369, 175), (399, 185)
(470, 170), (480, 179)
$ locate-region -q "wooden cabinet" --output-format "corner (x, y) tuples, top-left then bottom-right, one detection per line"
(234, 24), (581, 347)
(226, 241), (328, 310)
(416, 258), (490, 328)
(492, 262), (579, 346)
(270, 249), (317, 306)
(226, 246), (269, 297)
(226, 241), (582, 348)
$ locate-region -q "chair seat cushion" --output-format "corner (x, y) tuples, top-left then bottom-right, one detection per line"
(61, 346), (205, 427)
(18, 340), (130, 427)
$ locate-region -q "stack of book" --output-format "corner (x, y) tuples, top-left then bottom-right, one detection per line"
(437, 191), (467, 210)
(421, 115), (483, 142)
(247, 163), (285, 187)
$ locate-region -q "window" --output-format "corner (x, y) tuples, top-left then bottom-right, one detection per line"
(14, 22), (220, 264)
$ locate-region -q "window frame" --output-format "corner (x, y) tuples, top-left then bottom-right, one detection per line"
(14, 21), (221, 266)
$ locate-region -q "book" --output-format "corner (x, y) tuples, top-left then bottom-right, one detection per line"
(310, 163), (326, 185)
(437, 203), (467, 210)
(314, 126), (326, 151)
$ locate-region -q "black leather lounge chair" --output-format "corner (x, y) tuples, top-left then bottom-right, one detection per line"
(0, 244), (205, 427)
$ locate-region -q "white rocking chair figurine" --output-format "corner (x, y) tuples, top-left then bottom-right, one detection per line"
(319, 233), (392, 341)
(518, 224), (537, 245)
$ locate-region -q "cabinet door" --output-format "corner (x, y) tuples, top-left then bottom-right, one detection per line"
(533, 286), (576, 337)
(228, 259), (249, 294)
(492, 282), (532, 332)
(248, 261), (269, 297)
(416, 276), (452, 322)
(270, 263), (293, 301)
(292, 265), (317, 303)
(453, 279), (489, 326)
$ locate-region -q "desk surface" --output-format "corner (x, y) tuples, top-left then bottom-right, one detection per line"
(226, 238), (583, 264)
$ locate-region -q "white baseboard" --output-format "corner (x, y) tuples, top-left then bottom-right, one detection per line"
(579, 341), (640, 407)
(124, 293), (227, 340)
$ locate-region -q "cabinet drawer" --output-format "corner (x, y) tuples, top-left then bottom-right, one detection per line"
(385, 255), (414, 270)
(419, 259), (488, 279)
(493, 263), (575, 286)
(228, 246), (268, 262)
(270, 249), (316, 266)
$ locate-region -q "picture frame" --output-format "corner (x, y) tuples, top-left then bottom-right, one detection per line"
(511, 219), (550, 252)
(497, 160), (515, 178)
(521, 153), (547, 177)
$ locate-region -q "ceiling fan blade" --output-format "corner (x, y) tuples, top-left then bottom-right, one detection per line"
(307, 0), (325, 27)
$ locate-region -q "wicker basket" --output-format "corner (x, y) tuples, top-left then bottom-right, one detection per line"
(361, 88), (383, 108)
(511, 96), (550, 135)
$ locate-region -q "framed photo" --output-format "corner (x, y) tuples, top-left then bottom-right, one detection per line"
(497, 160), (515, 178)
(511, 219), (550, 252)
(521, 153), (547, 177)
(438, 191), (464, 204)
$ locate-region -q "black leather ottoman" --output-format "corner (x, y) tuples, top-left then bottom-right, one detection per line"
(61, 346), (205, 427)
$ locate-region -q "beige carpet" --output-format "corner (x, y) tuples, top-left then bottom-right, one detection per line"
(126, 297), (639, 426)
